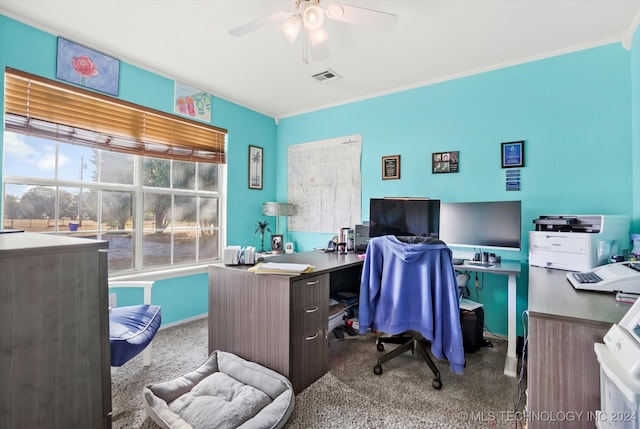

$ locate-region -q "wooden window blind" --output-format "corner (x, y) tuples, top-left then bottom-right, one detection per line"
(4, 67), (227, 163)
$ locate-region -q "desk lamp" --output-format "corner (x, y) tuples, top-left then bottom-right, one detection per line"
(262, 202), (294, 251)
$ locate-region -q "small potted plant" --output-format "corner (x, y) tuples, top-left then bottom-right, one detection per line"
(254, 219), (272, 254)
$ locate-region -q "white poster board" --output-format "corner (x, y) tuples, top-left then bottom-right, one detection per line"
(288, 135), (361, 233)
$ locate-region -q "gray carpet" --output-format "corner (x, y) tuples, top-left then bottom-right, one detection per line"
(112, 317), (525, 429)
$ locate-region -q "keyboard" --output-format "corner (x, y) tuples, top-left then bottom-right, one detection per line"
(572, 272), (603, 284)
(567, 262), (640, 293)
(464, 261), (494, 268)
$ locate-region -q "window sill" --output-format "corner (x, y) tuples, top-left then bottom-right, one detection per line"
(109, 261), (219, 282)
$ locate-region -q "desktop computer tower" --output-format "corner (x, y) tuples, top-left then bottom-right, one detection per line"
(460, 307), (484, 353)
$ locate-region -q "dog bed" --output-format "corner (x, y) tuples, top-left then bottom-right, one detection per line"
(143, 351), (294, 429)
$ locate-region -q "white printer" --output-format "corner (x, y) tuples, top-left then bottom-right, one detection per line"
(529, 215), (630, 272)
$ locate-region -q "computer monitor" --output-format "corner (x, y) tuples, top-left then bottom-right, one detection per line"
(439, 201), (522, 251)
(369, 198), (440, 238)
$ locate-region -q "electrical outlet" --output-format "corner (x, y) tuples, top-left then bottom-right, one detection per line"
(109, 293), (117, 308)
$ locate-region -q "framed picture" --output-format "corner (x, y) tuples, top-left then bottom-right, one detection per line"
(56, 37), (120, 96)
(432, 151), (459, 174)
(501, 141), (525, 168)
(271, 234), (284, 253)
(174, 81), (212, 122)
(248, 145), (263, 189)
(285, 242), (294, 254)
(382, 155), (400, 180)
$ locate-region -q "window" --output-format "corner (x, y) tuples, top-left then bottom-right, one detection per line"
(2, 68), (227, 273)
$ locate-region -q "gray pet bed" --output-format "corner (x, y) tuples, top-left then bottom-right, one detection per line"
(143, 351), (295, 429)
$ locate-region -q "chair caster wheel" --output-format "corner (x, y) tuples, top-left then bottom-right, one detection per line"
(373, 364), (383, 375)
(376, 343), (384, 352)
(432, 378), (442, 390)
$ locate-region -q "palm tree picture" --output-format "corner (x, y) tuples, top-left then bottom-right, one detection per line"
(249, 145), (263, 189)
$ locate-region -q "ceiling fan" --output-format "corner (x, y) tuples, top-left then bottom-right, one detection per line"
(229, 0), (397, 63)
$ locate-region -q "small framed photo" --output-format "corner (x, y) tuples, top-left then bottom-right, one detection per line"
(285, 242), (294, 254)
(432, 151), (459, 174)
(501, 141), (525, 168)
(382, 155), (400, 180)
(248, 145), (263, 189)
(271, 234), (284, 253)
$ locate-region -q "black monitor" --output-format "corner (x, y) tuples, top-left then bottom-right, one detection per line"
(439, 201), (522, 251)
(369, 198), (440, 238)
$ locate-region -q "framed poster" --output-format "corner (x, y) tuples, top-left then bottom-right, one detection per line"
(501, 141), (525, 168)
(432, 151), (459, 174)
(382, 155), (400, 180)
(248, 145), (263, 189)
(56, 37), (120, 96)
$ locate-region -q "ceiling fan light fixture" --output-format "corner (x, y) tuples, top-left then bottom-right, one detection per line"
(279, 15), (302, 43)
(303, 5), (324, 30)
(307, 26), (329, 47)
(325, 3), (344, 19)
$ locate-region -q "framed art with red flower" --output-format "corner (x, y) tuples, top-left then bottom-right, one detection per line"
(56, 37), (120, 96)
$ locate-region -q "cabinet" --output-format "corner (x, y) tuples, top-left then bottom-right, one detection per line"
(527, 267), (628, 429)
(208, 252), (362, 393)
(0, 232), (111, 429)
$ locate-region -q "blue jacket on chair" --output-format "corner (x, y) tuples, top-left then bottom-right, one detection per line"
(359, 235), (465, 374)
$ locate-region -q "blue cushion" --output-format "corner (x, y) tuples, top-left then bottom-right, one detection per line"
(110, 304), (162, 367)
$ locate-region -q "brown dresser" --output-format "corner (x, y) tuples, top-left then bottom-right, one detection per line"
(208, 251), (362, 393)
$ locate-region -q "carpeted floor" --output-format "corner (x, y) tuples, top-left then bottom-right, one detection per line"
(111, 317), (526, 429)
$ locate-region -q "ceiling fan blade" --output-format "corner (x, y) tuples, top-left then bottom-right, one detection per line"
(229, 10), (291, 37)
(325, 3), (397, 30)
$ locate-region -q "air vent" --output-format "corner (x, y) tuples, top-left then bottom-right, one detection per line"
(312, 69), (342, 83)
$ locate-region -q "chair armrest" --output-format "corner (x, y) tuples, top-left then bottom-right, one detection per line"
(108, 281), (155, 305)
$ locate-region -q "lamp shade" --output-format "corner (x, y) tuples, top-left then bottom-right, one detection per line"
(279, 15), (302, 43)
(262, 202), (294, 217)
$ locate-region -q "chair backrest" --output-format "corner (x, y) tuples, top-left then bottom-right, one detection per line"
(108, 280), (155, 305)
(359, 235), (465, 373)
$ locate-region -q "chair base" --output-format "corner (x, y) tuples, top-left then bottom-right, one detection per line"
(373, 333), (443, 390)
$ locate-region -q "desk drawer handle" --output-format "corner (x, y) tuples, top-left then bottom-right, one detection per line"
(306, 280), (319, 286)
(306, 333), (318, 341)
(306, 306), (319, 313)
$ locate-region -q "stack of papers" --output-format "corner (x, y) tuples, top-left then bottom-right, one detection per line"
(459, 298), (483, 311)
(248, 262), (314, 275)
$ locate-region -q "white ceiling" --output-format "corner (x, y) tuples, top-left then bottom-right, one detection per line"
(2, 0), (640, 120)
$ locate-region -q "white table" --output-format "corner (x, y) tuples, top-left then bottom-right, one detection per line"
(457, 260), (522, 377)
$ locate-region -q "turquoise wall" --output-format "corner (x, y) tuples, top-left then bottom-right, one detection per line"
(2, 14), (639, 335)
(632, 28), (640, 233)
(111, 273), (208, 325)
(0, 14), (277, 325)
(278, 43), (634, 336)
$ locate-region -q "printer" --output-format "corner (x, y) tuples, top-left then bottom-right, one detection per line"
(529, 215), (630, 272)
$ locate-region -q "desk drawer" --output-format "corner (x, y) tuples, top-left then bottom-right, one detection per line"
(292, 299), (326, 336)
(291, 274), (328, 305)
(291, 274), (328, 336)
(290, 327), (328, 393)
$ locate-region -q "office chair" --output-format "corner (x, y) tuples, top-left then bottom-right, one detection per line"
(109, 281), (162, 367)
(359, 235), (465, 390)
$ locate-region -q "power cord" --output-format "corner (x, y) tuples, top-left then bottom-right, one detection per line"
(513, 310), (529, 429)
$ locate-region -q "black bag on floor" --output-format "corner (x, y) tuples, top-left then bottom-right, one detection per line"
(460, 307), (484, 353)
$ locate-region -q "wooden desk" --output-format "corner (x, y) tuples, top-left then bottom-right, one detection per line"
(208, 251), (363, 393)
(527, 266), (629, 428)
(456, 260), (521, 376)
